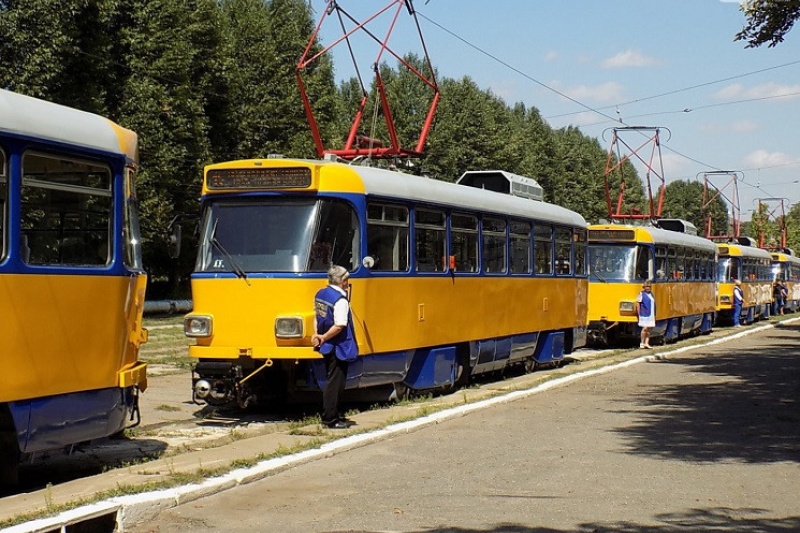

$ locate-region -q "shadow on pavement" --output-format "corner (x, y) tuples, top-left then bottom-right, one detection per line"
(614, 323), (800, 464)
(344, 506), (800, 531)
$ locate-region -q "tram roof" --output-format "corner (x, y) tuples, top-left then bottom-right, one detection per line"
(717, 242), (773, 259)
(0, 89), (138, 163)
(205, 158), (587, 228)
(349, 163), (587, 227)
(588, 223), (719, 253)
(770, 251), (800, 264)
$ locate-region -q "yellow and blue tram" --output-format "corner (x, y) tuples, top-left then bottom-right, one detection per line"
(716, 239), (773, 324)
(0, 90), (148, 484)
(183, 159), (588, 408)
(586, 219), (717, 345)
(771, 250), (800, 313)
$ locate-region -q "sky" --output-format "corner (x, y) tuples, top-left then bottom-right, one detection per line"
(309, 0), (800, 225)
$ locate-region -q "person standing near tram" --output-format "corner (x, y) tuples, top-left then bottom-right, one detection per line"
(312, 265), (358, 429)
(733, 279), (744, 326)
(635, 280), (655, 349)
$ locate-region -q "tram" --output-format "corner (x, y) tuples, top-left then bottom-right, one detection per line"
(716, 238), (773, 324)
(183, 158), (589, 408)
(770, 249), (800, 313)
(586, 219), (717, 345)
(0, 90), (148, 485)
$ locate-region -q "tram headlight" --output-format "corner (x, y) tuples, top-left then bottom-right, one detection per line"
(184, 315), (213, 337)
(619, 301), (636, 315)
(720, 295), (731, 304)
(275, 316), (304, 338)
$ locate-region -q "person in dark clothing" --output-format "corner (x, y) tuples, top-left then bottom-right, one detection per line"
(312, 265), (358, 429)
(773, 281), (785, 316)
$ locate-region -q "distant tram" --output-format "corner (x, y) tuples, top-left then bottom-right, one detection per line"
(770, 249), (800, 313)
(587, 219), (717, 345)
(183, 158), (588, 408)
(716, 239), (773, 324)
(0, 90), (148, 485)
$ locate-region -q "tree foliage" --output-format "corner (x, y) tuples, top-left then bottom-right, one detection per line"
(785, 202), (800, 253)
(662, 180), (728, 237)
(735, 0), (800, 48)
(1, 1), (659, 296)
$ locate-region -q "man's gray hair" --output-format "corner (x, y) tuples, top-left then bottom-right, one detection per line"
(327, 265), (349, 285)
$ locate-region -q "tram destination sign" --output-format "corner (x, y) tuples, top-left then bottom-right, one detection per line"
(207, 167), (312, 189)
(588, 229), (636, 241)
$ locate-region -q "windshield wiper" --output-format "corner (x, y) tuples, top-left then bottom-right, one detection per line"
(591, 270), (608, 283)
(209, 218), (250, 286)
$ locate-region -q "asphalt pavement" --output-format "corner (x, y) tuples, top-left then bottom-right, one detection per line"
(3, 319), (800, 532)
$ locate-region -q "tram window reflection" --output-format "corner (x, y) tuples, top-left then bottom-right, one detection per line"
(20, 152), (111, 267)
(367, 203), (409, 272)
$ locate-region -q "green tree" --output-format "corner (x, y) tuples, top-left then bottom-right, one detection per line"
(662, 180), (727, 237)
(501, 103), (559, 196)
(785, 202), (800, 253)
(116, 0), (225, 293)
(0, 0), (119, 111)
(224, 0), (338, 158)
(422, 76), (510, 181)
(551, 126), (630, 223)
(735, 0), (800, 48)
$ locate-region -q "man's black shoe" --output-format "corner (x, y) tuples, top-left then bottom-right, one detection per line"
(326, 420), (349, 429)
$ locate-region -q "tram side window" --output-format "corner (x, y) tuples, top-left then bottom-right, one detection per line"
(743, 258), (753, 280)
(366, 203), (409, 272)
(665, 248), (676, 280)
(730, 258), (741, 281)
(510, 220), (531, 274)
(123, 168), (144, 270)
(554, 227), (572, 275)
(573, 228), (587, 276)
(655, 246), (668, 280)
(534, 224), (553, 275)
(21, 153), (111, 266)
(450, 212), (478, 272)
(483, 216), (507, 274)
(313, 200), (359, 271)
(635, 245), (652, 281)
(673, 248), (685, 280)
(0, 148), (5, 260)
(415, 209), (446, 272)
(700, 253), (709, 280)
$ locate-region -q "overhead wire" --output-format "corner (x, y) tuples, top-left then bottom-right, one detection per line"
(417, 9), (800, 205)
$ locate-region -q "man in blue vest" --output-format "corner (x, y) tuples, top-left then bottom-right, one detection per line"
(733, 279), (744, 326)
(312, 265), (358, 429)
(635, 280), (655, 349)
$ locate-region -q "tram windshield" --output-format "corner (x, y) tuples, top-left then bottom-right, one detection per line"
(717, 257), (740, 283)
(195, 197), (358, 273)
(588, 244), (651, 282)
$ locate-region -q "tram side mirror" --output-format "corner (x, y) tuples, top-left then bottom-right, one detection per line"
(362, 256), (375, 269)
(168, 223), (182, 259)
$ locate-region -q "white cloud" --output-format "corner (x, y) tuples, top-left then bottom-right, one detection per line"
(743, 149), (800, 168)
(601, 49), (659, 68)
(713, 82), (800, 100)
(545, 50), (558, 62)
